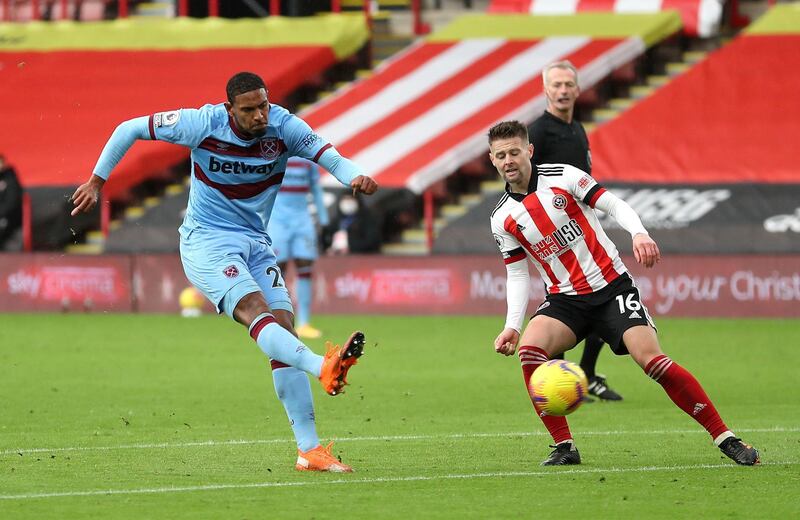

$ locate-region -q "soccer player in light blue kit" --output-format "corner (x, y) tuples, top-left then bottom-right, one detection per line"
(268, 157), (328, 339)
(71, 72), (379, 472)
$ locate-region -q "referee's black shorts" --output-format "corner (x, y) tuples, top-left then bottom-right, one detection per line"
(532, 273), (656, 355)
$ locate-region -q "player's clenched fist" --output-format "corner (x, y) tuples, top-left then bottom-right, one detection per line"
(494, 328), (520, 356)
(350, 175), (378, 195)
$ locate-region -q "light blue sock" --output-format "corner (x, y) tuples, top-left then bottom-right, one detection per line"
(272, 366), (320, 452)
(249, 314), (323, 376)
(296, 268), (313, 327)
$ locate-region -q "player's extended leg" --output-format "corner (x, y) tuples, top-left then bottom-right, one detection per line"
(234, 293), (362, 472)
(235, 292), (324, 374)
(250, 246), (363, 397)
(518, 315), (582, 466)
(294, 258), (321, 339)
(580, 334), (623, 401)
(265, 309), (351, 472)
(623, 325), (760, 466)
(234, 292), (363, 396)
(180, 230), (361, 471)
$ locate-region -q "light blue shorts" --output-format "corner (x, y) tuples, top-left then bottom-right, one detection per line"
(267, 216), (318, 264)
(179, 227), (293, 318)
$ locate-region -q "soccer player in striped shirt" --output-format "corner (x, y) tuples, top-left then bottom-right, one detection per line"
(488, 120), (759, 466)
(268, 157), (329, 340)
(71, 72), (378, 473)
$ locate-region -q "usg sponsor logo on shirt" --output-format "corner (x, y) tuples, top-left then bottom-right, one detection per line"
(532, 219), (584, 261)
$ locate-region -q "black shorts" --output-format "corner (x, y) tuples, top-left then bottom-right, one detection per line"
(532, 273), (656, 355)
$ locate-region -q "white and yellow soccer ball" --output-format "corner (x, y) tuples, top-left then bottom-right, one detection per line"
(529, 360), (589, 416)
(179, 286), (205, 318)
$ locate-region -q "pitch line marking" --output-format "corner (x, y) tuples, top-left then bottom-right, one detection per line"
(0, 461), (794, 501)
(1, 427), (794, 456)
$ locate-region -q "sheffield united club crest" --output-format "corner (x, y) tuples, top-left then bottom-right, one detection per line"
(552, 194), (568, 210)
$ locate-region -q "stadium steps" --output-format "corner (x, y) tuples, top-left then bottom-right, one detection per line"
(64, 178), (189, 254)
(341, 0), (411, 10)
(372, 34), (416, 61)
(64, 243), (104, 255)
(381, 242), (430, 255)
(590, 49), (710, 127)
(480, 179), (505, 193)
(85, 230), (105, 246)
(355, 68), (373, 80)
(371, 12), (415, 62)
(134, 2), (173, 16)
(380, 193), (483, 255)
(300, 15), (412, 106)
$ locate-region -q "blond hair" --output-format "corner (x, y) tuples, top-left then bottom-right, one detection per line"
(542, 60), (579, 88)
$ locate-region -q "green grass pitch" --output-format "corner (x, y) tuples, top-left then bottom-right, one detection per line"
(1, 314), (798, 519)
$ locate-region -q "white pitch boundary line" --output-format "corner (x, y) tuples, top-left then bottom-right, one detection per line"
(0, 461), (794, 501)
(2, 427), (795, 457)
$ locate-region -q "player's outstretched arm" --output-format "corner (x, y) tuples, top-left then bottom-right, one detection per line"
(313, 144), (378, 196)
(494, 328), (520, 356)
(70, 117), (151, 217)
(350, 175), (378, 196)
(70, 175), (105, 216)
(632, 232), (661, 268)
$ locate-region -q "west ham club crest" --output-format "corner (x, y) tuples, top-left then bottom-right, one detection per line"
(259, 138), (282, 160)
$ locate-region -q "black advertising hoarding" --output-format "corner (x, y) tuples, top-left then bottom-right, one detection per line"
(435, 183), (800, 255)
(599, 183), (800, 254)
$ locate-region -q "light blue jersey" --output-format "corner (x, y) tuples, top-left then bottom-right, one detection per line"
(92, 101), (361, 315)
(93, 102), (358, 240)
(268, 158), (329, 263)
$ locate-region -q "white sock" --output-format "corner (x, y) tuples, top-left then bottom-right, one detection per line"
(714, 431), (735, 446)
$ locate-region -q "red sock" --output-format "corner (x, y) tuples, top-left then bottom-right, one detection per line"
(645, 355), (729, 439)
(519, 346), (573, 444)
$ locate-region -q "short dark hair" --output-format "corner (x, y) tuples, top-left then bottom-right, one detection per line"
(488, 120), (528, 144)
(226, 72), (267, 104)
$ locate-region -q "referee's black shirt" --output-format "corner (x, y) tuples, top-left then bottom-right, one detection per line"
(527, 110), (592, 175)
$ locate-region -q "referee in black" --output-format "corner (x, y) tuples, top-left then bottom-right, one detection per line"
(527, 60), (622, 401)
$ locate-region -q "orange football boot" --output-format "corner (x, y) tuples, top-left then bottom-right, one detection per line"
(318, 331), (365, 396)
(295, 442), (353, 472)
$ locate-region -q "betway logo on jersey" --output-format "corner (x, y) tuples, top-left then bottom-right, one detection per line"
(599, 188), (730, 229)
(532, 219), (584, 261)
(208, 156), (277, 175)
